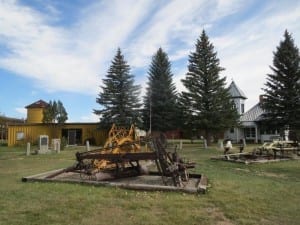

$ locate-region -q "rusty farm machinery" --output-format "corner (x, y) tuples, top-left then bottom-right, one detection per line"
(212, 139), (300, 164)
(22, 124), (207, 193)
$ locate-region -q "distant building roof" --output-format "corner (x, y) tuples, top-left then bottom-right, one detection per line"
(0, 116), (24, 125)
(228, 81), (247, 99)
(240, 103), (264, 122)
(25, 99), (49, 109)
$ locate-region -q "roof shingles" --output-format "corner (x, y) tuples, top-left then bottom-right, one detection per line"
(25, 99), (49, 109)
(240, 103), (264, 122)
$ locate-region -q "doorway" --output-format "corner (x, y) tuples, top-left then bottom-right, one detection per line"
(62, 129), (82, 145)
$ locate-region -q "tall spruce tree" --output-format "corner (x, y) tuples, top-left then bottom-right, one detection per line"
(142, 48), (179, 132)
(181, 30), (239, 144)
(262, 30), (300, 129)
(94, 48), (141, 127)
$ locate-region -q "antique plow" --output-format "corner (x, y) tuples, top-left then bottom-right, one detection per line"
(74, 134), (196, 187)
(22, 125), (207, 193)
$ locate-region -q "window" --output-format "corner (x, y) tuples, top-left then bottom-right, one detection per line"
(244, 127), (256, 138)
(260, 128), (277, 135)
(241, 104), (245, 114)
(230, 128), (234, 133)
(16, 132), (25, 141)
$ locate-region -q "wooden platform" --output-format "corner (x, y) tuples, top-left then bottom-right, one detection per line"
(211, 152), (296, 164)
(22, 169), (208, 194)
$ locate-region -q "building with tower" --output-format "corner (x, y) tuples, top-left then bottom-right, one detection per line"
(7, 100), (107, 146)
(225, 81), (279, 143)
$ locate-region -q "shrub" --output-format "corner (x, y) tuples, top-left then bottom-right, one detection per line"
(61, 137), (67, 150)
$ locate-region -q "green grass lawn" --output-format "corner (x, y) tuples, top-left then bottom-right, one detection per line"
(0, 143), (299, 225)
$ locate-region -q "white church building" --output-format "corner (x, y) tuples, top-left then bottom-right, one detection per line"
(224, 81), (279, 143)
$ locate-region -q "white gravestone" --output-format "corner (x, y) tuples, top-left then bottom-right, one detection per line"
(39, 135), (49, 153)
(86, 140), (90, 152)
(52, 139), (61, 151)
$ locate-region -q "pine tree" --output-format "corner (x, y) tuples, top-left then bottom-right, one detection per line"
(262, 30), (300, 129)
(94, 48), (141, 127)
(142, 48), (179, 132)
(181, 30), (239, 144)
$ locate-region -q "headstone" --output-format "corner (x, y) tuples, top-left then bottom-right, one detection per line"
(179, 140), (183, 150)
(218, 139), (224, 150)
(242, 138), (246, 147)
(39, 135), (49, 153)
(86, 140), (90, 152)
(52, 139), (61, 151)
(26, 142), (30, 156)
(203, 139), (207, 149)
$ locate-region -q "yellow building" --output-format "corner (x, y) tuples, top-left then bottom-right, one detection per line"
(7, 100), (107, 147)
(0, 116), (24, 140)
(25, 99), (49, 123)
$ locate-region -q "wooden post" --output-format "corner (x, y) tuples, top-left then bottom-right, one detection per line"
(57, 141), (61, 153)
(26, 142), (30, 156)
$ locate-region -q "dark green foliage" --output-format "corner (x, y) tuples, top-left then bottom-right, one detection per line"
(56, 101), (68, 124)
(94, 48), (141, 127)
(43, 101), (55, 123)
(181, 30), (239, 143)
(142, 48), (180, 132)
(60, 136), (67, 150)
(262, 30), (300, 129)
(43, 100), (68, 124)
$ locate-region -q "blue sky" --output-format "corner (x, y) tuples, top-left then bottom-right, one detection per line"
(0, 0), (299, 122)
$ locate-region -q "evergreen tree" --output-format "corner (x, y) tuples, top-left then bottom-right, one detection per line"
(262, 30), (300, 129)
(43, 100), (68, 124)
(43, 100), (54, 123)
(142, 48), (179, 132)
(181, 30), (239, 144)
(56, 100), (68, 124)
(94, 48), (141, 127)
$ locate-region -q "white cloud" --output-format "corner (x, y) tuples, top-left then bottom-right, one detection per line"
(127, 0), (208, 68)
(79, 113), (99, 123)
(173, 67), (188, 94)
(15, 107), (26, 117)
(212, 1), (300, 110)
(0, 0), (153, 95)
(213, 0), (245, 19)
(0, 0), (300, 116)
(126, 0), (247, 71)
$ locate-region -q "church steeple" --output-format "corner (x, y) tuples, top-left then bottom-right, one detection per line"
(228, 81), (247, 99)
(228, 81), (247, 114)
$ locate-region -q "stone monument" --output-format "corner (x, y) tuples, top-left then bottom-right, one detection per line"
(38, 135), (49, 154)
